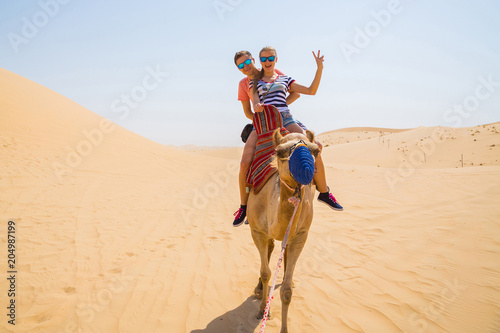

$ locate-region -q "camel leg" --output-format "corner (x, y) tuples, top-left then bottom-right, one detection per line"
(251, 230), (272, 319)
(284, 246), (288, 274)
(268, 239), (275, 261)
(280, 234), (308, 333)
(254, 278), (263, 299)
(283, 247), (296, 289)
(254, 239), (274, 299)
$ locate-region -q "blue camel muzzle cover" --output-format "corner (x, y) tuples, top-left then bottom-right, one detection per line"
(288, 145), (315, 185)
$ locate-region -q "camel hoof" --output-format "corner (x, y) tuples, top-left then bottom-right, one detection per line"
(257, 310), (271, 320)
(256, 310), (263, 320)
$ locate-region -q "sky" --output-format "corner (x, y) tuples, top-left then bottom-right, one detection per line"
(1, 0), (499, 146)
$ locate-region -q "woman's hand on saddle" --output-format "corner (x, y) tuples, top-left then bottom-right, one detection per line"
(253, 103), (264, 113)
(312, 50), (324, 70)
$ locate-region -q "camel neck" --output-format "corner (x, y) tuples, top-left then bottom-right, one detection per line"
(278, 184), (302, 223)
(268, 179), (305, 241)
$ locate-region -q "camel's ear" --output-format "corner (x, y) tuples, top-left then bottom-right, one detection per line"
(273, 129), (283, 147)
(306, 130), (315, 143)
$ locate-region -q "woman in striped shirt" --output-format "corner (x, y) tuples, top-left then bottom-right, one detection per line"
(251, 46), (343, 212)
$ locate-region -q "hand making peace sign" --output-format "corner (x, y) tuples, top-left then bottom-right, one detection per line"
(312, 50), (324, 70)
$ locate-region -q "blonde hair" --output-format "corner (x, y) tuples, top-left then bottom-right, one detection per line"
(252, 46), (277, 94)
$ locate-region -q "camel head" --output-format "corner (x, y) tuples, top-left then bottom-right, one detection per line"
(273, 129), (320, 189)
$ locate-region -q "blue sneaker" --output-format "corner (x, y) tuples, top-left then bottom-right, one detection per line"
(232, 207), (247, 227)
(318, 192), (343, 211)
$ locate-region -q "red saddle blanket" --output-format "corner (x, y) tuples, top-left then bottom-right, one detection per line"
(246, 105), (289, 194)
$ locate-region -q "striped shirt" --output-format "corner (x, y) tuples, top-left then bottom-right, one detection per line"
(250, 75), (295, 114)
(237, 68), (285, 101)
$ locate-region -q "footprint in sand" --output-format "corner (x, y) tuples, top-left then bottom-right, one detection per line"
(64, 287), (76, 294)
(110, 268), (122, 274)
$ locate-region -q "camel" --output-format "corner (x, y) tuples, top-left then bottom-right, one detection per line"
(247, 128), (320, 333)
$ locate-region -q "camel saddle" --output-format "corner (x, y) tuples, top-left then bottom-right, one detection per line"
(246, 105), (289, 194)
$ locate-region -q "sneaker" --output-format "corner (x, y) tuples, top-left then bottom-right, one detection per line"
(317, 192), (344, 211)
(233, 207), (247, 227)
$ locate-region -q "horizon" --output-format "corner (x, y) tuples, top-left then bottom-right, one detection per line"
(1, 0), (499, 146)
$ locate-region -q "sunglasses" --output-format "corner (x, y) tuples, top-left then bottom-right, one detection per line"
(260, 56), (275, 62)
(237, 59), (252, 69)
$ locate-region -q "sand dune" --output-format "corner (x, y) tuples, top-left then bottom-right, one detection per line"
(1, 67), (500, 332)
(319, 124), (500, 169)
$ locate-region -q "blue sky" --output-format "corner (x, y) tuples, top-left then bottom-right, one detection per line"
(1, 0), (499, 146)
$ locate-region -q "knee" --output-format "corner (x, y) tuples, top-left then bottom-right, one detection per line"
(315, 139), (323, 151)
(261, 272), (271, 284)
(281, 287), (293, 304)
(240, 158), (251, 172)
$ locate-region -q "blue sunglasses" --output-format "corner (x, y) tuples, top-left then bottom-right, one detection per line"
(260, 56), (276, 62)
(237, 59), (252, 69)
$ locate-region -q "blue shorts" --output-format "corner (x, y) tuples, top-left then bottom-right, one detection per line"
(282, 111), (308, 131)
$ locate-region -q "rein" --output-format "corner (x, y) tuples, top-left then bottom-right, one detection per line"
(259, 180), (303, 333)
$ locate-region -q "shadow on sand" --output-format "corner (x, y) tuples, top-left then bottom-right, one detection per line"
(191, 285), (282, 333)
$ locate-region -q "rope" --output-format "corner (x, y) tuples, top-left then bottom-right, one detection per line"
(259, 189), (302, 333)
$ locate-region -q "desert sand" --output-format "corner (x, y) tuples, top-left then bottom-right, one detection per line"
(1, 67), (500, 332)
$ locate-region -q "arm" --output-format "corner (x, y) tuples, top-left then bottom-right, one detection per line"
(286, 92), (300, 105)
(289, 50), (324, 95)
(251, 87), (264, 113)
(240, 100), (254, 120)
(238, 78), (258, 118)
